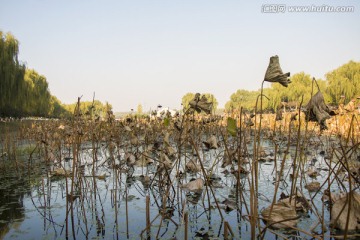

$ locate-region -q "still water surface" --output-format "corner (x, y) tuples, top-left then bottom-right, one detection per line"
(0, 120), (354, 239)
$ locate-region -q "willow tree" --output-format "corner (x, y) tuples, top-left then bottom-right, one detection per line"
(265, 72), (327, 111)
(23, 69), (52, 116)
(326, 60), (360, 104)
(64, 100), (112, 119)
(0, 31), (26, 116)
(264, 84), (283, 111)
(225, 89), (259, 111)
(50, 96), (69, 118)
(0, 31), (72, 117)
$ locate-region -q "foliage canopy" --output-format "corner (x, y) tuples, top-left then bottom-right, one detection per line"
(0, 31), (111, 118)
(226, 61), (360, 113)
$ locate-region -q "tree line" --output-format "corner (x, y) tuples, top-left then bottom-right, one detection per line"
(2, 31), (358, 117)
(224, 61), (360, 113)
(0, 31), (111, 118)
(182, 60), (359, 114)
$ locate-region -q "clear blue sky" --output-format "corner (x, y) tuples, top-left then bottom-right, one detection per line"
(1, 0), (359, 112)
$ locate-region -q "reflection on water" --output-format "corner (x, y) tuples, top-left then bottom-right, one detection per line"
(0, 175), (28, 239)
(0, 146), (347, 239)
(0, 119), (358, 239)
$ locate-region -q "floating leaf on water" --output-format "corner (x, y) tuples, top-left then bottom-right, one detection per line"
(186, 192), (202, 205)
(67, 194), (80, 202)
(231, 166), (249, 177)
(209, 181), (223, 188)
(165, 146), (176, 158)
(185, 159), (201, 173)
(261, 201), (298, 229)
(96, 174), (107, 180)
(37, 205), (52, 209)
(323, 191), (349, 206)
(307, 168), (319, 178)
(51, 168), (71, 177)
(221, 198), (237, 212)
(195, 227), (213, 239)
(305, 182), (320, 192)
(258, 145), (266, 157)
(209, 174), (221, 181)
(125, 195), (138, 202)
(181, 178), (204, 192)
(330, 191), (360, 231)
(134, 158), (147, 167)
(203, 135), (218, 150)
(124, 152), (136, 167)
(139, 175), (151, 189)
(279, 192), (311, 212)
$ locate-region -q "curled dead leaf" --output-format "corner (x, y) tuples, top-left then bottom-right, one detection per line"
(305, 182), (321, 192)
(181, 178), (204, 192)
(264, 55), (291, 87)
(330, 192), (360, 231)
(261, 201), (298, 229)
(185, 159), (201, 173)
(203, 135), (218, 150)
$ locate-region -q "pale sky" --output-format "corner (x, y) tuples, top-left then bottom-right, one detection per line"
(1, 0), (359, 112)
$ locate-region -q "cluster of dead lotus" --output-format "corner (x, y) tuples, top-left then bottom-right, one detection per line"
(261, 190), (360, 230)
(24, 104), (219, 186)
(15, 55), (359, 239)
(264, 55), (337, 130)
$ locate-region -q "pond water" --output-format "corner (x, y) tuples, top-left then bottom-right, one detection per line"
(0, 120), (358, 239)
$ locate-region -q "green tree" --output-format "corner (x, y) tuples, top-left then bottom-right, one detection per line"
(264, 72), (328, 111)
(181, 93), (195, 111)
(0, 31), (26, 116)
(326, 60), (360, 104)
(50, 96), (69, 118)
(225, 89), (260, 111)
(24, 69), (52, 116)
(0, 31), (70, 118)
(63, 100), (112, 119)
